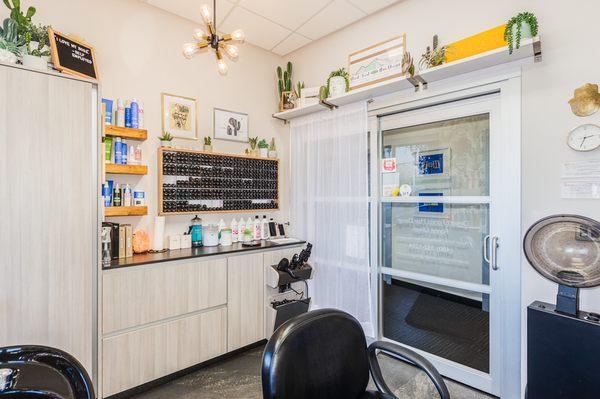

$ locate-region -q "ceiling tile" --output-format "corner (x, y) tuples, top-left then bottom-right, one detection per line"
(346, 0), (398, 14)
(238, 0), (329, 31)
(219, 6), (292, 50)
(297, 0), (366, 41)
(144, 0), (234, 25)
(271, 33), (312, 56)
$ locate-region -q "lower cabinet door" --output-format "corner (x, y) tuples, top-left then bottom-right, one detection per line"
(227, 253), (265, 351)
(102, 307), (227, 397)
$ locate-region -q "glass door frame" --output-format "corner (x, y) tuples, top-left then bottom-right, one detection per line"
(368, 78), (522, 398)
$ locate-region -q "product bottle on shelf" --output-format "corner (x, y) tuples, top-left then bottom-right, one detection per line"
(261, 215), (269, 240)
(246, 217), (253, 242)
(135, 145), (142, 164)
(113, 183), (122, 207)
(218, 219), (226, 244)
(114, 137), (122, 164)
(138, 104), (144, 129)
(253, 215), (261, 241)
(131, 99), (139, 129)
(123, 184), (132, 207)
(129, 145), (136, 165)
(231, 218), (238, 242)
(116, 99), (125, 127)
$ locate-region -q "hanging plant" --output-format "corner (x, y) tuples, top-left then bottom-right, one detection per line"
(504, 11), (538, 54)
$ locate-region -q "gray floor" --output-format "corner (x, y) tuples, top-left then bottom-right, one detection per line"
(132, 346), (495, 399)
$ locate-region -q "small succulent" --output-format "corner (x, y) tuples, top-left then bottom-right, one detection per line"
(159, 132), (173, 141)
(294, 81), (305, 99)
(25, 23), (51, 57)
(419, 34), (446, 70)
(504, 12), (538, 54)
(248, 136), (258, 150)
(327, 68), (350, 92)
(203, 136), (212, 145)
(269, 138), (276, 152)
(257, 139), (268, 149)
(0, 18), (24, 58)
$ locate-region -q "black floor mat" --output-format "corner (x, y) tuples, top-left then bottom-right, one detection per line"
(383, 281), (489, 373)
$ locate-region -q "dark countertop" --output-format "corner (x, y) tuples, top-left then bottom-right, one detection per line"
(105, 238), (306, 270)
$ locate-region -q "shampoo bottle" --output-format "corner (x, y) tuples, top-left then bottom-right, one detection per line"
(238, 218), (245, 242)
(116, 99), (125, 127)
(114, 138), (122, 164)
(138, 104), (145, 129)
(231, 218), (238, 242)
(131, 99), (139, 129)
(123, 184), (132, 206)
(113, 183), (122, 206)
(218, 218), (226, 244)
(135, 145), (142, 164)
(253, 216), (261, 241)
(261, 215), (269, 240)
(129, 145), (136, 165)
(246, 217), (253, 242)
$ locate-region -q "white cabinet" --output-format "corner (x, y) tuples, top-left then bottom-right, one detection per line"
(227, 252), (265, 351)
(102, 259), (227, 334)
(102, 307), (227, 397)
(0, 65), (98, 374)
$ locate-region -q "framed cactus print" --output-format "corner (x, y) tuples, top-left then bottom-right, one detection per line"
(161, 93), (198, 140)
(213, 108), (249, 143)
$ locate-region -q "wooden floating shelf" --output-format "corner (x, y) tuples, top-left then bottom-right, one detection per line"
(105, 125), (148, 141)
(105, 163), (148, 175)
(105, 206), (147, 217)
(273, 37), (541, 122)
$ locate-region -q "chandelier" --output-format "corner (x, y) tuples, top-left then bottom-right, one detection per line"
(182, 0), (245, 75)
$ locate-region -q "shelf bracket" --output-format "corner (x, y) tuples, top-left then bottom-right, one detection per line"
(533, 39), (542, 63)
(272, 114), (288, 124)
(319, 99), (338, 110)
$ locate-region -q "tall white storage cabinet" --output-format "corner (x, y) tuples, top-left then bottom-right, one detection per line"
(0, 63), (99, 379)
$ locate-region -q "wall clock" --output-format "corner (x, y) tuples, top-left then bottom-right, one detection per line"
(567, 124), (600, 151)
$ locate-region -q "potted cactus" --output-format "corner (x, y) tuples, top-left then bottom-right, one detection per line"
(203, 136), (212, 152)
(0, 18), (23, 64)
(268, 138), (277, 158)
(277, 61), (293, 111)
(258, 138), (269, 158)
(248, 136), (258, 157)
(158, 132), (173, 147)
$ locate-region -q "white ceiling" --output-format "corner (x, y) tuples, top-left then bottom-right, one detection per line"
(142, 0), (401, 55)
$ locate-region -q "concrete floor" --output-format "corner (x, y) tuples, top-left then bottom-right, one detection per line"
(132, 346), (495, 399)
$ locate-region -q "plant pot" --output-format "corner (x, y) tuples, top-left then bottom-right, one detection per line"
(160, 140), (172, 147)
(0, 48), (18, 64)
(268, 150), (278, 158)
(249, 149), (258, 157)
(203, 145), (212, 152)
(511, 21), (533, 47)
(22, 54), (49, 70)
(328, 76), (346, 98)
(259, 148), (268, 158)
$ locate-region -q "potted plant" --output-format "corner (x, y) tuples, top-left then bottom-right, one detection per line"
(3, 0), (36, 38)
(23, 24), (51, 70)
(0, 18), (22, 64)
(268, 138), (277, 158)
(258, 138), (269, 157)
(158, 132), (173, 147)
(327, 68), (350, 98)
(248, 136), (258, 156)
(276, 62), (293, 111)
(504, 12), (538, 54)
(203, 136), (212, 152)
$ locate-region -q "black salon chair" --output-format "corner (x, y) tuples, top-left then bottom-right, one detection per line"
(0, 345), (95, 399)
(262, 309), (450, 399)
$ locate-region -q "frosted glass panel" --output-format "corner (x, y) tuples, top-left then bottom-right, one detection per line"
(382, 202), (489, 285)
(381, 114), (489, 197)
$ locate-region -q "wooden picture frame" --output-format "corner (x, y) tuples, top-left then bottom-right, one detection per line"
(161, 93), (198, 140)
(348, 34), (406, 91)
(48, 28), (99, 80)
(280, 91), (296, 111)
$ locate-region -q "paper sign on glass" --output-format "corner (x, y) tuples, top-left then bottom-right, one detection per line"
(381, 158), (397, 173)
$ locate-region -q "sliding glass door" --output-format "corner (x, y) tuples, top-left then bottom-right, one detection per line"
(375, 94), (515, 396)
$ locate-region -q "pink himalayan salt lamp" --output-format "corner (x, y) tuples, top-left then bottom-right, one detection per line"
(133, 230), (151, 254)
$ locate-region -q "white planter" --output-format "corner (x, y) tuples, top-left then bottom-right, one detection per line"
(160, 140), (171, 147)
(328, 76), (347, 98)
(268, 150), (278, 158)
(0, 48), (18, 64)
(511, 21), (533, 42)
(22, 54), (49, 70)
(259, 148), (268, 158)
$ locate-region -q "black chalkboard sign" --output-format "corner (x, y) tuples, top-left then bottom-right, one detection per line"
(49, 28), (98, 80)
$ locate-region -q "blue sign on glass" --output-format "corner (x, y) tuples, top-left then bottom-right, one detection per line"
(418, 193), (443, 213)
(419, 153), (444, 175)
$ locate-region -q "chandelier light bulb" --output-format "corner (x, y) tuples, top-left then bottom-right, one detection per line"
(223, 44), (239, 59)
(182, 43), (198, 59)
(193, 28), (206, 42)
(217, 58), (228, 75)
(230, 29), (245, 42)
(200, 4), (211, 24)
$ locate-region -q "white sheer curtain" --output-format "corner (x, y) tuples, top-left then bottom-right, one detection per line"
(290, 101), (373, 336)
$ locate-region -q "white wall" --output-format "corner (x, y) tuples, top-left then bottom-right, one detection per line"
(286, 0), (600, 395)
(5, 0), (290, 237)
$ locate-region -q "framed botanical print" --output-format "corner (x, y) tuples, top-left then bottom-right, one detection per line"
(213, 108), (249, 143)
(161, 93), (198, 140)
(348, 35), (406, 90)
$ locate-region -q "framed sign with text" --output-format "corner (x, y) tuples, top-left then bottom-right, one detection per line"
(48, 29), (98, 80)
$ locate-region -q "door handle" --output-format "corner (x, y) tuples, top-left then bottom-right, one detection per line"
(490, 236), (499, 271)
(483, 235), (490, 264)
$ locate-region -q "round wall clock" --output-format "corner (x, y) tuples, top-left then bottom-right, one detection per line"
(567, 124), (600, 151)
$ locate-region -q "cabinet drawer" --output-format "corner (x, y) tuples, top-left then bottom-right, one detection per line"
(103, 259), (227, 334)
(102, 307), (227, 397)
